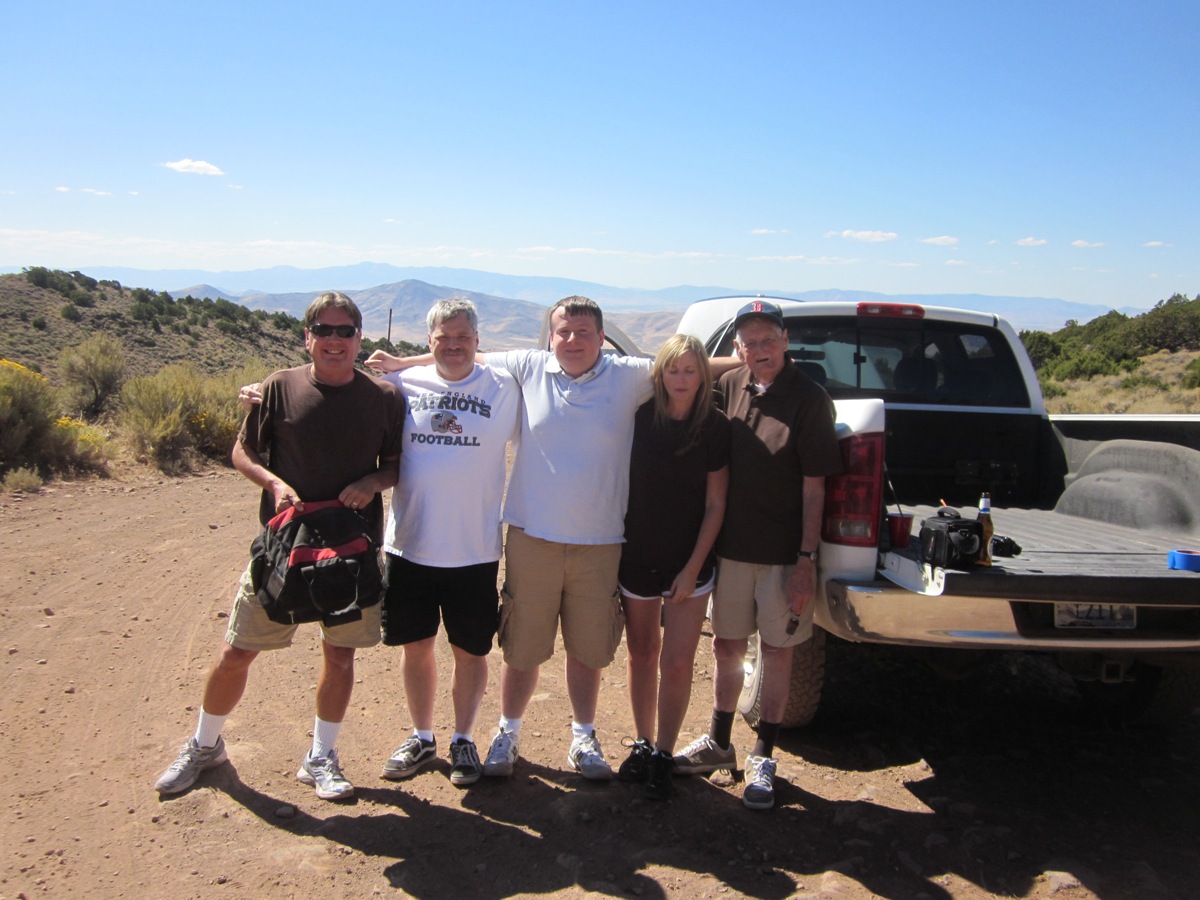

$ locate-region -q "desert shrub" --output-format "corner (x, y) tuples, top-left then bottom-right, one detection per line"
(61, 303), (82, 322)
(121, 366), (202, 472)
(1183, 359), (1200, 390)
(0, 360), (109, 477)
(1119, 373), (1167, 392)
(32, 317), (47, 330)
(2, 466), (42, 493)
(1040, 379), (1067, 399)
(50, 416), (114, 473)
(121, 363), (270, 472)
(0, 359), (59, 474)
(59, 334), (126, 420)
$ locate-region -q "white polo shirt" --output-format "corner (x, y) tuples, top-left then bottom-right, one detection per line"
(491, 350), (654, 545)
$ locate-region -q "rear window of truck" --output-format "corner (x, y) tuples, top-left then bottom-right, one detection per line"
(715, 315), (1031, 408)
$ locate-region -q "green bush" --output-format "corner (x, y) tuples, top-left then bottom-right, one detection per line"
(61, 303), (83, 322)
(32, 317), (47, 330)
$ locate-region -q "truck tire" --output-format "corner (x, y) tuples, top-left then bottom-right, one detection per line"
(738, 628), (827, 729)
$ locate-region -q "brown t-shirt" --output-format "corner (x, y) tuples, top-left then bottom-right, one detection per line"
(715, 361), (842, 565)
(238, 365), (406, 539)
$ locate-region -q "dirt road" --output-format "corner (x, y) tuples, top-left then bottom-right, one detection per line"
(2, 469), (1198, 899)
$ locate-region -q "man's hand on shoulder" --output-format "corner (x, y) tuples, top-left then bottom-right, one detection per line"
(366, 350), (429, 373)
(238, 382), (263, 410)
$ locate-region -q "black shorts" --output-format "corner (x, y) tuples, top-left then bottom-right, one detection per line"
(617, 558), (716, 599)
(380, 554), (500, 657)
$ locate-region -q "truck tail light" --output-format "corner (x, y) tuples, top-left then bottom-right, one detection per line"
(822, 432), (885, 547)
(857, 301), (925, 319)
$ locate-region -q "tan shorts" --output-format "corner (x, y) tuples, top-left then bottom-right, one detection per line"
(498, 527), (624, 670)
(224, 565), (382, 652)
(711, 556), (812, 647)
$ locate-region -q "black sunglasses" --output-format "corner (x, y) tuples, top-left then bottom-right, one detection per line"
(309, 323), (359, 338)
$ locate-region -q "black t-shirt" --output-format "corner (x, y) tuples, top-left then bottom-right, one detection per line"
(239, 365), (406, 539)
(620, 401), (731, 594)
(715, 362), (842, 565)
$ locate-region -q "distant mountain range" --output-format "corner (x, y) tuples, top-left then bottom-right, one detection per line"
(28, 262), (1140, 348)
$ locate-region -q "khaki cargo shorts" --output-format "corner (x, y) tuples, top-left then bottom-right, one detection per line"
(711, 556), (812, 647)
(498, 527), (624, 670)
(224, 565), (382, 652)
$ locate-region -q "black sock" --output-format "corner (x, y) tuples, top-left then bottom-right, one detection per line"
(710, 709), (735, 750)
(751, 721), (780, 758)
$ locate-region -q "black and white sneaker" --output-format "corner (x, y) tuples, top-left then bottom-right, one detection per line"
(449, 738), (482, 786)
(381, 736), (437, 780)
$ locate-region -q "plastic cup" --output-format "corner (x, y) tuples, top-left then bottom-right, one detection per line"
(887, 513), (914, 549)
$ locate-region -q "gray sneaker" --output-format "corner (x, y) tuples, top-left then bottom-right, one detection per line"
(673, 734), (736, 775)
(381, 736), (438, 780)
(742, 754), (777, 810)
(567, 731), (613, 780)
(155, 736), (228, 794)
(449, 739), (482, 786)
(297, 749), (355, 800)
(482, 728), (519, 777)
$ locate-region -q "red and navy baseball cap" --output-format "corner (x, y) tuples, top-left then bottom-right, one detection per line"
(732, 300), (785, 331)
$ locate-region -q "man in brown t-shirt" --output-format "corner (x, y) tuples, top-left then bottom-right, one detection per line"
(674, 300), (842, 810)
(154, 292), (405, 801)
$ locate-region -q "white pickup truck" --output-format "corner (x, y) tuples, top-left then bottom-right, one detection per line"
(675, 296), (1200, 726)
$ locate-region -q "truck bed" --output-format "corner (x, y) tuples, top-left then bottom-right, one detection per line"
(893, 504), (1199, 606)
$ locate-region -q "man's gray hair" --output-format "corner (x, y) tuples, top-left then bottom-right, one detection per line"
(427, 297), (479, 333)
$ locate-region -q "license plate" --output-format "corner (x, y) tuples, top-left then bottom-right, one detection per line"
(1054, 603), (1137, 629)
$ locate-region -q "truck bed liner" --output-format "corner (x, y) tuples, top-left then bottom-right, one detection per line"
(896, 505), (1199, 605)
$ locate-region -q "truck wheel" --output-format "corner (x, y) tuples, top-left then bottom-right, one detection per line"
(737, 628), (827, 729)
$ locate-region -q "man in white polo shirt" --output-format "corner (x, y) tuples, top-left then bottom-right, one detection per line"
(374, 295), (741, 781)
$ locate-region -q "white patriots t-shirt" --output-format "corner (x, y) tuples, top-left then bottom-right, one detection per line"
(381, 363), (520, 567)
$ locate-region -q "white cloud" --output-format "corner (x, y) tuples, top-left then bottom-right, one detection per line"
(1143, 240), (1166, 247)
(82, 188), (112, 197)
(829, 229), (898, 243)
(921, 235), (959, 247)
(55, 186), (70, 193)
(945, 259), (969, 267)
(749, 254), (807, 263)
(128, 191), (139, 196)
(162, 158), (225, 176)
(750, 228), (789, 235)
(1016, 237), (1047, 247)
(1071, 239), (1103, 248)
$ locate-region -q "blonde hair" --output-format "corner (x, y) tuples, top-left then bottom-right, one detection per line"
(651, 334), (714, 454)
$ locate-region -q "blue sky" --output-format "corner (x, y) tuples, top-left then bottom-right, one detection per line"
(2, 1), (1196, 309)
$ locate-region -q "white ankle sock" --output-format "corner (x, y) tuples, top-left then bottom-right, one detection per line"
(194, 711), (227, 749)
(312, 717), (342, 758)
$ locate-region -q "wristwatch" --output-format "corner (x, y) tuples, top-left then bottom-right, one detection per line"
(796, 549), (818, 562)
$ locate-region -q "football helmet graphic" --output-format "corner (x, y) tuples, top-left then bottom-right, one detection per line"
(430, 411), (463, 434)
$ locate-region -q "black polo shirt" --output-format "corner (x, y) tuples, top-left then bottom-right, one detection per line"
(715, 361), (843, 565)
